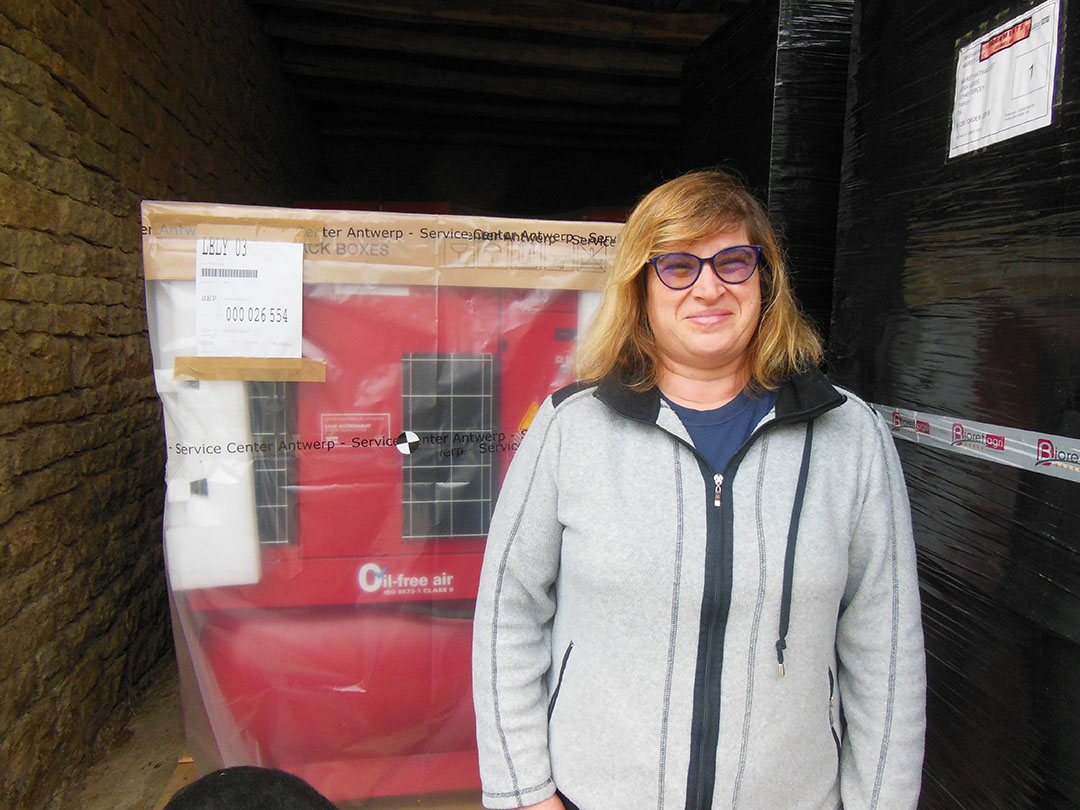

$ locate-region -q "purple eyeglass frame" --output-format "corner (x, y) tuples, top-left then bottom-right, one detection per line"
(648, 244), (764, 290)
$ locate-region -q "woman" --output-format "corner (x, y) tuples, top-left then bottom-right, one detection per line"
(472, 171), (925, 810)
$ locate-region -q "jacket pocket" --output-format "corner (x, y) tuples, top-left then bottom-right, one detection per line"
(548, 641), (574, 721)
(828, 667), (842, 763)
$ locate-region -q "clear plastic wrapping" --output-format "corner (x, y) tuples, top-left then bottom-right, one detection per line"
(141, 201), (620, 804)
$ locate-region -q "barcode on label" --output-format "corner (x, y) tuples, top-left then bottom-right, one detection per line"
(200, 267), (259, 279)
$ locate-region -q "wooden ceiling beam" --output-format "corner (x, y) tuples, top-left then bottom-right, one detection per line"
(318, 120), (671, 152)
(260, 12), (687, 78)
(247, 0), (729, 46)
(296, 86), (675, 127)
(316, 108), (673, 145)
(280, 46), (680, 106)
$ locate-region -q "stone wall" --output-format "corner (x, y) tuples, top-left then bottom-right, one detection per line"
(0, 1), (317, 806)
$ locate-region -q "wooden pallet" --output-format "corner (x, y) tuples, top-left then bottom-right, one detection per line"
(150, 755), (195, 810)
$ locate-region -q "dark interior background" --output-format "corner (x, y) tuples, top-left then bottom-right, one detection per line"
(249, 0), (752, 217)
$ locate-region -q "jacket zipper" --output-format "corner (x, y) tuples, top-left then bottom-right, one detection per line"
(690, 450), (724, 809)
(665, 419), (788, 809)
(684, 405), (839, 810)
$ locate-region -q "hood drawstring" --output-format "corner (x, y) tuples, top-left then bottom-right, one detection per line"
(777, 420), (815, 676)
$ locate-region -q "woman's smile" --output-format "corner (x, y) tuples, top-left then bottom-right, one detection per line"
(684, 308), (733, 326)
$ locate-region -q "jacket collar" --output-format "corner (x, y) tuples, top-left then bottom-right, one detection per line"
(594, 365), (845, 425)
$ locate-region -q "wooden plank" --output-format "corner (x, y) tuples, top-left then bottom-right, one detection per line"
(247, 0), (730, 45)
(337, 791), (484, 809)
(299, 85), (675, 128)
(173, 357), (328, 382)
(261, 12), (688, 78)
(280, 47), (679, 106)
(151, 757), (195, 810)
(313, 97), (675, 148)
(319, 120), (673, 152)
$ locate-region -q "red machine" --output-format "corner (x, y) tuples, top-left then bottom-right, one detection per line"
(180, 284), (580, 800)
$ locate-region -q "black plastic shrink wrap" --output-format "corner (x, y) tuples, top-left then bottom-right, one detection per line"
(683, 1), (853, 341)
(831, 2), (1079, 807)
(683, 0), (778, 198)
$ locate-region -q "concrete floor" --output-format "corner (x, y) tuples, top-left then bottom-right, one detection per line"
(63, 654), (189, 810)
(60, 653), (484, 810)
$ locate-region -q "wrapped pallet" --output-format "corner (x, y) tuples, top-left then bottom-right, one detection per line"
(830, 1), (1079, 807)
(141, 201), (619, 804)
(683, 0), (854, 341)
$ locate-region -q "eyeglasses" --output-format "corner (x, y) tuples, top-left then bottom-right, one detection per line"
(648, 245), (763, 290)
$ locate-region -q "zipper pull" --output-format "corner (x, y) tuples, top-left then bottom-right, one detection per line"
(714, 473), (723, 507)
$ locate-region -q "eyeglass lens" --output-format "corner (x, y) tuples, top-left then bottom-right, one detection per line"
(653, 246), (760, 289)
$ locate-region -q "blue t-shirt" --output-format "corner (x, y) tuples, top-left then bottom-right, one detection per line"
(663, 389), (778, 474)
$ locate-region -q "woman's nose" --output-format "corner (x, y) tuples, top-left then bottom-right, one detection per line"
(692, 258), (726, 298)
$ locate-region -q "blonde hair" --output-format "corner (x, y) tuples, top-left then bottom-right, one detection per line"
(576, 170), (822, 391)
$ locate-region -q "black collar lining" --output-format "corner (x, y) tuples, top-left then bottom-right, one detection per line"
(593, 366), (844, 425)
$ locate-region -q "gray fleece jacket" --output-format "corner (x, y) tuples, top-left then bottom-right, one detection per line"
(472, 368), (926, 810)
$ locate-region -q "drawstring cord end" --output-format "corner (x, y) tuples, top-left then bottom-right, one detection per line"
(775, 420), (812, 682)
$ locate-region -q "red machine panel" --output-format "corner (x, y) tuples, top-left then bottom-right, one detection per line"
(182, 284), (581, 800)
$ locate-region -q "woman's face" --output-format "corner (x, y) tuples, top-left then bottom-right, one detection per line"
(644, 226), (762, 381)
